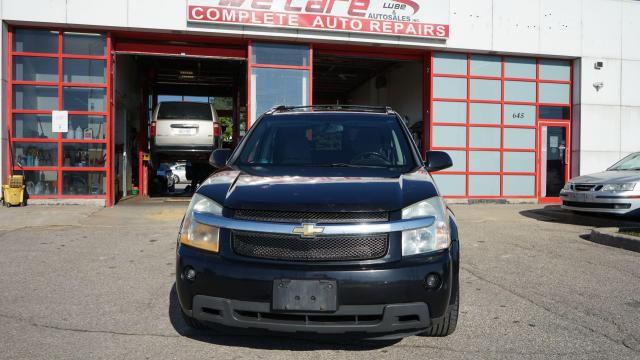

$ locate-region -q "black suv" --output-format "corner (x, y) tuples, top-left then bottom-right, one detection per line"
(176, 105), (460, 339)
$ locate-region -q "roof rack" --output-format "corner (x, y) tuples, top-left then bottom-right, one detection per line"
(267, 105), (395, 115)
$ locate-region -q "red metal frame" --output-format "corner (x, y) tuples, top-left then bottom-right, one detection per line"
(537, 121), (571, 204)
(8, 27), (111, 204)
(429, 53), (572, 201)
(246, 41), (313, 128)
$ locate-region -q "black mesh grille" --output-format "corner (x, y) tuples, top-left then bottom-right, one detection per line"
(233, 209), (388, 224)
(232, 231), (389, 262)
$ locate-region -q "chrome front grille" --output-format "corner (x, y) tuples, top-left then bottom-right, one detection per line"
(573, 184), (603, 192)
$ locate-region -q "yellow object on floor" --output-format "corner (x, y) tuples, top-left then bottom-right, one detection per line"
(2, 175), (25, 207)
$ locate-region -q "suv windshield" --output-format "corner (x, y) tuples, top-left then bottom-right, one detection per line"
(236, 114), (416, 170)
(157, 102), (213, 120)
(608, 152), (640, 171)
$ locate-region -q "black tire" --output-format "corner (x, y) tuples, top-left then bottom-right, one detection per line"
(420, 284), (459, 337)
(181, 308), (208, 330)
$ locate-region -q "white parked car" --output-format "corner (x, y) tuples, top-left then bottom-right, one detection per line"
(170, 163), (187, 184)
(150, 101), (221, 163)
(561, 152), (640, 216)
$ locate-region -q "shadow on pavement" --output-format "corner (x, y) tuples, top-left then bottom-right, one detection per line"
(168, 284), (400, 351)
(519, 205), (640, 228)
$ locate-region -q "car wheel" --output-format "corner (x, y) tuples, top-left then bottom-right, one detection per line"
(420, 282), (459, 337)
(180, 308), (207, 330)
(173, 174), (180, 184)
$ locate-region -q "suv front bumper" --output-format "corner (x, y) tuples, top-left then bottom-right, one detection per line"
(176, 244), (458, 336)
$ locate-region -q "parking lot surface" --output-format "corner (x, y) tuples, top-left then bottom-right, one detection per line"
(0, 200), (638, 359)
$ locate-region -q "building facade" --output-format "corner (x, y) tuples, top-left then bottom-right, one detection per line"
(1, 0), (639, 206)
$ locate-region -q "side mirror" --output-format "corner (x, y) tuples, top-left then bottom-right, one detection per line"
(209, 148), (232, 168)
(425, 151), (453, 172)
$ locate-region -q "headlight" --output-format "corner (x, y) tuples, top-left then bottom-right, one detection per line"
(562, 182), (573, 191)
(179, 194), (223, 252)
(601, 183), (636, 192)
(401, 197), (451, 256)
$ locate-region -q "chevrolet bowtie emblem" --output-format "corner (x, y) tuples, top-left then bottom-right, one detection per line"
(292, 223), (325, 238)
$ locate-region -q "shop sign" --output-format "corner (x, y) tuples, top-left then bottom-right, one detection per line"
(52, 111), (69, 133)
(187, 0), (450, 39)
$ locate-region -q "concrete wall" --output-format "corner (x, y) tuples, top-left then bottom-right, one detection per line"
(348, 62), (423, 128)
(1, 0), (640, 179)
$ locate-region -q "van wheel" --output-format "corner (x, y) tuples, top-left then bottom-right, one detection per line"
(420, 283), (459, 337)
(181, 308), (207, 330)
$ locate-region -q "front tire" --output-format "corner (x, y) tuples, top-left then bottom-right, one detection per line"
(420, 283), (459, 337)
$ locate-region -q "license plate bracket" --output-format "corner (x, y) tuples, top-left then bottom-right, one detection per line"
(175, 128), (196, 135)
(272, 279), (337, 312)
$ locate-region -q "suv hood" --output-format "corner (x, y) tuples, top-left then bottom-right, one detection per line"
(197, 168), (439, 212)
(570, 170), (640, 184)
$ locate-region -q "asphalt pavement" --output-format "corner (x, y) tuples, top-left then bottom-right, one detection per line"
(0, 199), (638, 359)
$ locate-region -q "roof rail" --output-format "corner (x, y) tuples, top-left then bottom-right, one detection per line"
(267, 105), (395, 115)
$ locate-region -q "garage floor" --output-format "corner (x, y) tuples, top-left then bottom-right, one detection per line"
(0, 202), (638, 359)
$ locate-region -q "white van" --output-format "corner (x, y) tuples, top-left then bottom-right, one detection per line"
(151, 101), (220, 161)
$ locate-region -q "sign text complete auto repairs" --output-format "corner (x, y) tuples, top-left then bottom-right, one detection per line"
(188, 0), (450, 39)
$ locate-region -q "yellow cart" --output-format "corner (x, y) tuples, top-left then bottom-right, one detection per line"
(2, 174), (26, 207)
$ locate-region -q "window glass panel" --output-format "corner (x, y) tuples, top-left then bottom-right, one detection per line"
(12, 114), (55, 139)
(432, 174), (466, 196)
(469, 127), (500, 148)
(539, 59), (570, 81)
(432, 126), (466, 148)
(539, 106), (570, 120)
(63, 33), (106, 56)
(13, 29), (58, 54)
(469, 175), (500, 196)
(433, 52), (467, 75)
(62, 143), (107, 168)
(505, 57), (536, 79)
(251, 68), (309, 120)
(503, 175), (535, 196)
(469, 151), (500, 172)
(470, 55), (501, 77)
(62, 171), (106, 195)
(252, 43), (309, 66)
(504, 104), (536, 126)
(13, 56), (58, 82)
(63, 87), (106, 112)
(504, 152), (535, 172)
(539, 83), (570, 104)
(66, 116), (107, 140)
(504, 128), (535, 149)
(433, 77), (467, 99)
(63, 59), (106, 84)
(13, 142), (58, 167)
(504, 81), (536, 102)
(24, 170), (58, 196)
(470, 79), (500, 101)
(13, 85), (58, 110)
(433, 101), (466, 123)
(470, 103), (501, 124)
(441, 150), (466, 172)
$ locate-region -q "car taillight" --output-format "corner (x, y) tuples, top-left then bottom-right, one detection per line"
(150, 121), (157, 138)
(213, 123), (220, 138)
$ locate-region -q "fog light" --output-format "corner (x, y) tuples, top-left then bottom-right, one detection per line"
(184, 267), (196, 282)
(425, 273), (441, 289)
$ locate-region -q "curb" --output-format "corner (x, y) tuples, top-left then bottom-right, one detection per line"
(589, 228), (640, 253)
